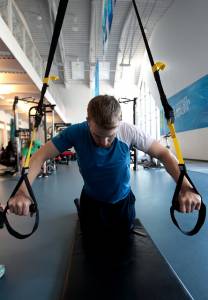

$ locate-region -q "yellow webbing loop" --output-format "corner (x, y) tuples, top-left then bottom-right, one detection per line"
(24, 128), (37, 168)
(43, 75), (59, 84)
(167, 122), (184, 165)
(152, 61), (166, 73)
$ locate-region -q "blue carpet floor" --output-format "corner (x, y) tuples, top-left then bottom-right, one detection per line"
(0, 163), (207, 300)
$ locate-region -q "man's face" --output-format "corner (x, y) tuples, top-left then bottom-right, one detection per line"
(88, 119), (119, 148)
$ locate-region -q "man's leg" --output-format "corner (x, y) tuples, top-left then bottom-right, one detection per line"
(78, 190), (102, 237)
(0, 204), (6, 279)
(74, 189), (136, 237)
(100, 190), (136, 234)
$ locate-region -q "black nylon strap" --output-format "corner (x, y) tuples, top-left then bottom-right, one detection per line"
(35, 0), (69, 128)
(132, 0), (174, 122)
(170, 165), (206, 236)
(0, 168), (39, 239)
(132, 0), (206, 235)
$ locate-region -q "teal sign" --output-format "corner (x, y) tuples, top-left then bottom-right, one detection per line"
(160, 74), (208, 134)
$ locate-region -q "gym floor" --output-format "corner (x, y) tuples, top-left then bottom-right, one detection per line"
(0, 161), (207, 300)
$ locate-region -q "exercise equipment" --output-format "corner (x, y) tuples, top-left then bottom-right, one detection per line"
(29, 103), (57, 175)
(61, 218), (194, 300)
(119, 97), (138, 170)
(132, 0), (206, 235)
(0, 0), (69, 239)
(54, 122), (72, 135)
(13, 96), (38, 173)
(29, 104), (56, 143)
(55, 150), (76, 165)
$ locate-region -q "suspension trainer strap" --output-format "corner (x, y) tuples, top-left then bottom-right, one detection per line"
(170, 165), (206, 235)
(35, 0), (69, 128)
(132, 0), (206, 235)
(0, 168), (39, 239)
(0, 0), (69, 239)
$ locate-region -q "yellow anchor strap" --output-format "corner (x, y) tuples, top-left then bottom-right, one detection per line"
(24, 76), (59, 168)
(24, 127), (37, 169)
(42, 75), (59, 84)
(167, 122), (184, 165)
(152, 61), (166, 73)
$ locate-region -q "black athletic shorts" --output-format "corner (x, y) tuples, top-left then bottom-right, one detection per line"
(79, 188), (136, 237)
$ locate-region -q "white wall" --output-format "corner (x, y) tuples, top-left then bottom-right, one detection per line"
(54, 81), (117, 124)
(176, 128), (208, 161)
(0, 110), (12, 124)
(55, 83), (91, 124)
(99, 81), (115, 97)
(143, 0), (208, 160)
(0, 109), (29, 147)
(0, 110), (12, 147)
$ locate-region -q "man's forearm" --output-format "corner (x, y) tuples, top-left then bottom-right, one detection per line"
(8, 141), (60, 216)
(18, 141), (60, 196)
(159, 150), (192, 190)
(18, 152), (45, 196)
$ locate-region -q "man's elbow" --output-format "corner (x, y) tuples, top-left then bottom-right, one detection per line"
(148, 141), (170, 161)
(157, 147), (177, 165)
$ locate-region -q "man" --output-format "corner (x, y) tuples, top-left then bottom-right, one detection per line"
(8, 95), (201, 235)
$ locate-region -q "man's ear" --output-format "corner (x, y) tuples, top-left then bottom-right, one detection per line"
(86, 117), (91, 125)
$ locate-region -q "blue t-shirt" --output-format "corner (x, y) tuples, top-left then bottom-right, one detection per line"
(52, 121), (154, 203)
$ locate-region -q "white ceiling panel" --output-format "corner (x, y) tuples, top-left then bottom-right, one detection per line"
(13, 0), (175, 87)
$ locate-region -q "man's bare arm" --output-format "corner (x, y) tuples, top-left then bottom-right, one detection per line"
(146, 141), (201, 213)
(9, 141), (60, 215)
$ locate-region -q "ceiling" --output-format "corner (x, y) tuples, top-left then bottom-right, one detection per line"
(0, 38), (61, 124)
(14, 0), (175, 86)
(0, 0), (175, 122)
(0, 39), (38, 120)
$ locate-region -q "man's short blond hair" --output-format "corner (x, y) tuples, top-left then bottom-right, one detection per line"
(87, 95), (122, 129)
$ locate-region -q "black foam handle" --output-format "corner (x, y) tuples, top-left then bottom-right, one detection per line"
(0, 171), (39, 239)
(170, 166), (206, 236)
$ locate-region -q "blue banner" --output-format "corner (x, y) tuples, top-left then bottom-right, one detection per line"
(94, 60), (100, 96)
(108, 0), (113, 32)
(102, 0), (108, 46)
(160, 74), (208, 135)
(102, 0), (116, 51)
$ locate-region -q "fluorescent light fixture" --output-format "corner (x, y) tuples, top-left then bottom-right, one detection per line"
(0, 85), (14, 94)
(120, 63), (131, 67)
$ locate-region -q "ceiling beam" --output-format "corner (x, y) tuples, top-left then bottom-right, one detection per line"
(0, 73), (33, 84)
(0, 58), (26, 74)
(0, 50), (14, 58)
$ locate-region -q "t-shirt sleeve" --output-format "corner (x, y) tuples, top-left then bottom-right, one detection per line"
(52, 124), (79, 153)
(119, 122), (155, 153)
(131, 125), (155, 152)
